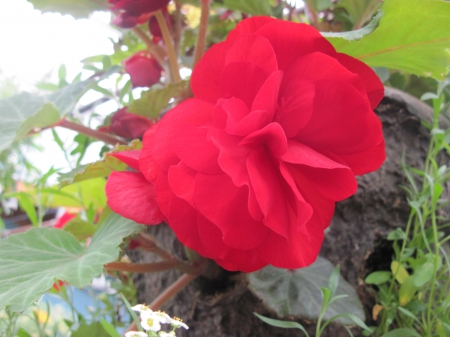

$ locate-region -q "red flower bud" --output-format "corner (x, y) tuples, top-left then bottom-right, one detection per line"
(108, 0), (170, 17)
(103, 108), (154, 139)
(125, 52), (162, 88)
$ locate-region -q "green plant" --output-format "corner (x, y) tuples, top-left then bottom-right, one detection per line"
(366, 80), (450, 337)
(254, 266), (373, 336)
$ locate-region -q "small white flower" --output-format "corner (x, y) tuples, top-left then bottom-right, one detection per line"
(131, 304), (152, 313)
(159, 332), (176, 337)
(152, 311), (172, 324)
(170, 317), (189, 330)
(125, 331), (148, 337)
(141, 311), (163, 332)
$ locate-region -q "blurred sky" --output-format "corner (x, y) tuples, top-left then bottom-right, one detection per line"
(0, 0), (119, 89)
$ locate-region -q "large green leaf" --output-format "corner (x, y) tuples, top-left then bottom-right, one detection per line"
(248, 257), (364, 324)
(0, 81), (88, 153)
(0, 213), (143, 312)
(328, 0), (450, 79)
(27, 0), (108, 19)
(222, 0), (272, 16)
(0, 66), (121, 153)
(128, 81), (189, 119)
(57, 140), (142, 187)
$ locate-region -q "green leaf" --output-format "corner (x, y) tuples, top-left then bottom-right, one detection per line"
(100, 319), (122, 337)
(222, 0), (272, 16)
(0, 82), (87, 153)
(322, 11), (382, 41)
(57, 140), (142, 187)
(399, 276), (418, 306)
(63, 218), (98, 240)
(41, 178), (107, 209)
(365, 271), (391, 285)
(128, 81), (189, 119)
(72, 322), (109, 337)
(0, 213), (143, 312)
(27, 0), (108, 19)
(380, 328), (422, 337)
(412, 254), (437, 287)
(248, 257), (365, 325)
(121, 293), (144, 332)
(253, 313), (310, 337)
(336, 0), (382, 28)
(390, 261), (409, 284)
(328, 0), (450, 79)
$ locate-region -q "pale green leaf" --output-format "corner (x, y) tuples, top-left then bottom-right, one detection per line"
(63, 218), (98, 240)
(0, 213), (143, 312)
(336, 0), (382, 28)
(322, 11), (382, 41)
(57, 140), (142, 187)
(27, 0), (108, 19)
(328, 0), (450, 79)
(248, 257), (365, 324)
(128, 81), (189, 119)
(380, 328), (421, 337)
(254, 313), (310, 336)
(222, 0), (272, 16)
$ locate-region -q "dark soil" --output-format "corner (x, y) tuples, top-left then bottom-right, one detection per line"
(129, 89), (447, 337)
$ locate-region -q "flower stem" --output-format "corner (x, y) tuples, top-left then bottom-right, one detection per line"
(105, 261), (178, 273)
(155, 10), (181, 83)
(57, 119), (127, 145)
(173, 1), (183, 58)
(303, 0), (319, 28)
(149, 273), (199, 310)
(192, 0), (210, 69)
(132, 27), (167, 66)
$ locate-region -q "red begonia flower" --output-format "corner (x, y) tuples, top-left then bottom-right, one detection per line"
(109, 0), (169, 28)
(125, 52), (162, 88)
(100, 108), (154, 139)
(106, 17), (385, 272)
(53, 212), (76, 229)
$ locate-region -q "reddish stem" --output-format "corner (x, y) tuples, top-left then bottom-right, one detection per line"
(57, 119), (127, 145)
(192, 0), (210, 69)
(104, 261), (179, 273)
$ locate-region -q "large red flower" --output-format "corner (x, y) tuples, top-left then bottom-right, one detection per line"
(106, 17), (385, 272)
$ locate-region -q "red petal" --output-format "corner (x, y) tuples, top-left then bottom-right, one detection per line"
(254, 21), (335, 71)
(142, 99), (214, 173)
(276, 79), (315, 138)
(191, 43), (229, 103)
(283, 52), (367, 98)
(194, 173), (269, 250)
(335, 53), (384, 109)
(251, 70), (283, 119)
(110, 150), (141, 171)
(241, 122), (288, 156)
(281, 141), (357, 200)
(172, 126), (221, 174)
(247, 149), (312, 238)
(167, 196), (211, 258)
(225, 34), (278, 74)
(220, 62), (270, 109)
(106, 171), (164, 225)
(227, 16), (275, 42)
(167, 164), (197, 207)
(296, 79), (383, 155)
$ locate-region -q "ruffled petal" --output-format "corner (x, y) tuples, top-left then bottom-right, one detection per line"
(172, 126), (221, 174)
(106, 171), (164, 225)
(142, 99), (214, 174)
(281, 141), (357, 201)
(334, 53), (384, 109)
(296, 79), (383, 155)
(220, 62), (270, 109)
(241, 122), (288, 156)
(167, 163), (197, 207)
(110, 150), (141, 171)
(254, 21), (336, 71)
(191, 43), (229, 103)
(226, 16), (275, 43)
(194, 173), (269, 250)
(247, 149), (313, 239)
(276, 79), (315, 137)
(251, 70), (283, 119)
(225, 34), (278, 74)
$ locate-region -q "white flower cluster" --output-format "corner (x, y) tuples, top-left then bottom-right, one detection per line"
(125, 304), (189, 337)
